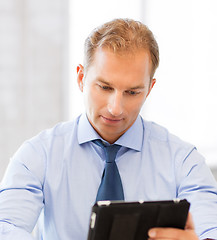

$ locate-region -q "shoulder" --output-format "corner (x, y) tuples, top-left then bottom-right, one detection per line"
(143, 119), (191, 145)
(31, 116), (80, 143)
(9, 116), (81, 184)
(141, 118), (195, 158)
(17, 116), (81, 157)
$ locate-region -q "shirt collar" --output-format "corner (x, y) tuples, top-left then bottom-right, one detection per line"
(77, 113), (144, 152)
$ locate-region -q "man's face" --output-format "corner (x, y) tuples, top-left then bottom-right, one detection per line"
(77, 48), (155, 143)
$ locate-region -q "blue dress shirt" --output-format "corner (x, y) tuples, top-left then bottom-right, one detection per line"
(0, 113), (217, 240)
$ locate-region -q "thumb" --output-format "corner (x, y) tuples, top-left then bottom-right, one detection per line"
(185, 212), (195, 230)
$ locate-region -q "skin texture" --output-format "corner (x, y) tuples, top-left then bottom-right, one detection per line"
(77, 48), (204, 239)
(77, 48), (155, 144)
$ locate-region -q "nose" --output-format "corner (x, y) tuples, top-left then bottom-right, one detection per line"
(107, 91), (123, 116)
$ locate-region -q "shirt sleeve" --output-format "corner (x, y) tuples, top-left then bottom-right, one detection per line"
(0, 222), (35, 240)
(176, 148), (217, 239)
(0, 140), (46, 239)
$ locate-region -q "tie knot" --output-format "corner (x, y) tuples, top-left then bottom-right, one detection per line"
(105, 145), (121, 163)
(93, 140), (121, 163)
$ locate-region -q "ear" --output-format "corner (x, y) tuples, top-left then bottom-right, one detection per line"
(77, 64), (84, 92)
(146, 78), (156, 98)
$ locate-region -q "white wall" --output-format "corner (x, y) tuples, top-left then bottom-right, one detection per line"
(0, 0), (69, 181)
(141, 0), (217, 169)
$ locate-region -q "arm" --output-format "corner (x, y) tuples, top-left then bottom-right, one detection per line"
(175, 149), (217, 239)
(0, 141), (45, 239)
(147, 146), (217, 240)
(0, 222), (35, 240)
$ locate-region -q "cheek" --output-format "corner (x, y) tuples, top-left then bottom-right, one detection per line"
(84, 88), (106, 112)
(126, 96), (146, 113)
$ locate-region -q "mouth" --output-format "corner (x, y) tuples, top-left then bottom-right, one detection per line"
(101, 115), (123, 124)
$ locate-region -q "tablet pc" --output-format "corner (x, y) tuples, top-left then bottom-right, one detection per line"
(87, 199), (190, 240)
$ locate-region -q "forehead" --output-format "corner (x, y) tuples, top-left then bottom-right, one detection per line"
(85, 48), (152, 88)
(92, 47), (151, 74)
(93, 46), (150, 60)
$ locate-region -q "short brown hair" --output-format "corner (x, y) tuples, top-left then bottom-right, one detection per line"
(84, 18), (159, 79)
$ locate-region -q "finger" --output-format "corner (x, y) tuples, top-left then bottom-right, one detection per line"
(148, 227), (199, 240)
(148, 239), (174, 240)
(148, 212), (198, 240)
(148, 227), (183, 239)
(185, 212), (195, 230)
(148, 238), (174, 240)
(148, 239), (170, 240)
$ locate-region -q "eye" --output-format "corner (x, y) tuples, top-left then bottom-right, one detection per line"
(126, 90), (140, 96)
(98, 84), (112, 91)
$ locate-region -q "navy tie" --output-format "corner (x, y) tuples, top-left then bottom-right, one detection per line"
(93, 140), (124, 201)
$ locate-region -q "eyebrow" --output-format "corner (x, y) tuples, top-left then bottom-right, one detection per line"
(96, 78), (145, 90)
(129, 85), (145, 90)
(97, 79), (110, 85)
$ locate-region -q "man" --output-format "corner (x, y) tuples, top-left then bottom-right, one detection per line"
(0, 18), (217, 240)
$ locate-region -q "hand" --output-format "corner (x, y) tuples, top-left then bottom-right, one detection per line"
(148, 212), (199, 240)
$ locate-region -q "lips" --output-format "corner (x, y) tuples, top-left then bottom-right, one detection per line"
(101, 115), (123, 123)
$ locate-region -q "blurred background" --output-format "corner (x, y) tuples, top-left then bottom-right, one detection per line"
(0, 0), (217, 181)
